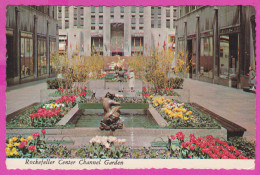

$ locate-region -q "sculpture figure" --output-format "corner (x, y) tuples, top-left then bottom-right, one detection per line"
(99, 92), (124, 131)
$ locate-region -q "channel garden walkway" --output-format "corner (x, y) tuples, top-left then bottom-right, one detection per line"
(6, 78), (256, 141)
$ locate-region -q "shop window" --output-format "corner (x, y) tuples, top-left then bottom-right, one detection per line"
(219, 34), (238, 79)
(50, 39), (57, 74)
(20, 36), (33, 78)
(37, 38), (47, 76)
(200, 37), (213, 78)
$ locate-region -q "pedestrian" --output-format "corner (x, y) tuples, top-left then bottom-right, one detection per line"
(249, 66), (256, 90)
(129, 69), (135, 92)
(117, 67), (125, 92)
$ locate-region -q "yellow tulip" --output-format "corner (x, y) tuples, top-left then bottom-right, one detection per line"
(182, 109), (187, 113)
(5, 147), (10, 153)
(14, 142), (20, 147)
(12, 148), (17, 152)
(186, 111), (192, 115)
(184, 117), (189, 121)
(8, 139), (13, 144)
(6, 151), (11, 156)
(12, 137), (18, 142)
(14, 151), (19, 156)
(7, 144), (13, 148)
(20, 137), (25, 142)
(27, 136), (33, 141)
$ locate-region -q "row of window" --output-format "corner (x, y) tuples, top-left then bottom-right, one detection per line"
(20, 34), (56, 78)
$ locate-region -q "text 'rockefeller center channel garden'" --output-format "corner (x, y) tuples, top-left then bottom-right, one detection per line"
(5, 5), (256, 160)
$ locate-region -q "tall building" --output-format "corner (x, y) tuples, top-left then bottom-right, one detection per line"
(57, 6), (178, 56)
(6, 6), (59, 85)
(175, 6), (256, 88)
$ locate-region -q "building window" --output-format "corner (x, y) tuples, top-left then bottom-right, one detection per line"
(74, 18), (78, 26)
(58, 6), (62, 18)
(151, 20), (154, 28)
(166, 19), (170, 28)
(65, 7), (69, 18)
(80, 7), (84, 16)
(37, 38), (47, 76)
(80, 18), (84, 27)
(158, 7), (161, 15)
(20, 35), (33, 78)
(91, 7), (95, 13)
(120, 7), (124, 13)
(120, 15), (124, 19)
(219, 34), (238, 79)
(131, 7), (136, 13)
(166, 10), (170, 18)
(99, 16), (103, 24)
(58, 20), (62, 29)
(173, 9), (177, 18)
(132, 26), (135, 30)
(131, 17), (136, 24)
(65, 20), (69, 29)
(110, 7), (114, 13)
(200, 37), (213, 78)
(99, 26), (103, 30)
(111, 15), (114, 19)
(91, 26), (95, 30)
(91, 16), (95, 24)
(158, 20), (161, 28)
(139, 7), (144, 13)
(139, 26), (143, 30)
(50, 39), (57, 74)
(99, 7), (103, 13)
(139, 16), (144, 24)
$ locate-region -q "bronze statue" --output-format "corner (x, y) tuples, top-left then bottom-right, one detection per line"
(99, 92), (124, 131)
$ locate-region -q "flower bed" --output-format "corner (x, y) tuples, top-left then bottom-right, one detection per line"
(76, 136), (128, 158)
(7, 95), (77, 128)
(6, 130), (47, 158)
(169, 132), (249, 159)
(48, 87), (93, 97)
(142, 86), (180, 97)
(79, 97), (148, 109)
(151, 96), (220, 128)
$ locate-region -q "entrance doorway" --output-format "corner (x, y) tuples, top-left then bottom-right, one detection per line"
(187, 40), (192, 78)
(6, 35), (14, 80)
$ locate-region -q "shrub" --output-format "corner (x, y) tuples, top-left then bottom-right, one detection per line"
(167, 77), (184, 89)
(47, 78), (66, 89)
(227, 137), (255, 159)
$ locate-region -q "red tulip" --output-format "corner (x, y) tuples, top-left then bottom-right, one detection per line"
(41, 129), (46, 135)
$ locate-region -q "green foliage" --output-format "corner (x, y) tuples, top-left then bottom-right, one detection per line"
(228, 137), (255, 159)
(41, 144), (72, 158)
(47, 78), (66, 89)
(76, 142), (128, 159)
(167, 77), (184, 89)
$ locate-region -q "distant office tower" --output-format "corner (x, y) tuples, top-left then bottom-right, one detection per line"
(57, 6), (178, 56)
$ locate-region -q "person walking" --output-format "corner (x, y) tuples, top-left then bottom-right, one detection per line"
(249, 66), (256, 90)
(117, 67), (125, 92)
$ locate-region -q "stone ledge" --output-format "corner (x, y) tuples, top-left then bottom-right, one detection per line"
(56, 104), (79, 126)
(148, 104), (169, 127)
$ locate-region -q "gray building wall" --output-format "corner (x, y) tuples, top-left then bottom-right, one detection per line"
(175, 6), (256, 88)
(6, 6), (59, 86)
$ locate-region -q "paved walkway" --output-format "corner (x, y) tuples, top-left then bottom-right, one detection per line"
(6, 78), (256, 141)
(181, 78), (256, 141)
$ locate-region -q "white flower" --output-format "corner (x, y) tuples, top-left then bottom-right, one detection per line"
(118, 139), (126, 144)
(108, 136), (117, 143)
(104, 143), (110, 149)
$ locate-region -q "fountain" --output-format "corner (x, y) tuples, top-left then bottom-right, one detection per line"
(99, 92), (124, 131)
